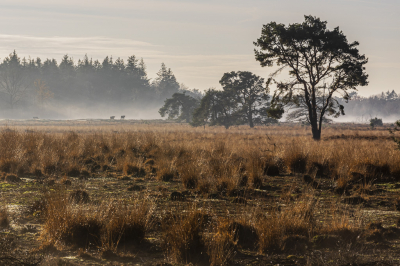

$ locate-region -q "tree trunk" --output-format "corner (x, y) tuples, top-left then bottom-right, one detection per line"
(310, 113), (321, 140)
(248, 107), (254, 128)
(312, 127), (321, 140)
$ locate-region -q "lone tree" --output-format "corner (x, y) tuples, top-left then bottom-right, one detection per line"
(254, 15), (368, 140)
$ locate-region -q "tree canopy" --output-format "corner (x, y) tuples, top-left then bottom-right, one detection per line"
(191, 71), (281, 128)
(254, 15), (368, 139)
(159, 92), (200, 123)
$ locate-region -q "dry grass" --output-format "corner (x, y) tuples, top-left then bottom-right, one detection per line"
(0, 124), (397, 190)
(161, 206), (210, 264)
(40, 190), (152, 250)
(256, 198), (316, 253)
(0, 206), (9, 228)
(0, 122), (399, 264)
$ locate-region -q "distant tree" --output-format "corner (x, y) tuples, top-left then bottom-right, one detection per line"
(159, 92), (199, 122)
(154, 63), (180, 100)
(0, 51), (31, 109)
(191, 88), (238, 129)
(392, 120), (400, 150)
(370, 117), (383, 128)
(219, 71), (279, 127)
(113, 57), (125, 72)
(126, 55), (148, 81)
(59, 54), (75, 77)
(191, 71), (281, 129)
(386, 90), (398, 101)
(125, 55), (151, 101)
(254, 15), (368, 140)
(34, 79), (54, 108)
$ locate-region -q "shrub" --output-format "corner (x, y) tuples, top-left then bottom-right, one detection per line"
(370, 117), (383, 127)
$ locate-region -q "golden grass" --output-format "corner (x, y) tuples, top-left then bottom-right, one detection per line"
(40, 190), (152, 250)
(0, 123), (396, 189)
(1, 122), (399, 263)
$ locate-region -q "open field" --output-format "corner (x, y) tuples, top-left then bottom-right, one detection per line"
(1, 120), (400, 265)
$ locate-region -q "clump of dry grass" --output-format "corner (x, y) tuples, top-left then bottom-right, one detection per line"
(206, 218), (237, 266)
(256, 202), (315, 253)
(69, 190), (90, 204)
(41, 191), (152, 250)
(318, 204), (362, 242)
(161, 207), (210, 264)
(156, 158), (177, 182)
(0, 206), (9, 228)
(123, 162), (146, 177)
(5, 174), (21, 183)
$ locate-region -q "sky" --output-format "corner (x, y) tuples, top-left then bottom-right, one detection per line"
(0, 0), (398, 96)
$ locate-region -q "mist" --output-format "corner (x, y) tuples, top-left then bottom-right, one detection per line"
(0, 51), (398, 124)
(0, 51), (197, 121)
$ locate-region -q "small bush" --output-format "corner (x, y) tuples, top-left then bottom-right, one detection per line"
(370, 117), (383, 127)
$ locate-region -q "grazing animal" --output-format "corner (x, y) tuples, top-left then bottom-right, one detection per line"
(110, 116), (115, 120)
(121, 115), (125, 119)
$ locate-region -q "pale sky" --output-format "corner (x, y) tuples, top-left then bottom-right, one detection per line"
(0, 0), (398, 96)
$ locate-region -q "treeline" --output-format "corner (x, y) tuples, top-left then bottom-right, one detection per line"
(338, 90), (400, 120)
(0, 51), (199, 118)
(159, 71), (282, 128)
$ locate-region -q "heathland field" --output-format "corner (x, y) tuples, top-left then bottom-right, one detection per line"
(1, 120), (400, 265)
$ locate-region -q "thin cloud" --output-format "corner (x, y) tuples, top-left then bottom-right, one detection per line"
(0, 35), (163, 60)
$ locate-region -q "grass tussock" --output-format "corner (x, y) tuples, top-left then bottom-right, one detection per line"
(256, 199), (315, 253)
(207, 219), (237, 266)
(41, 191), (152, 250)
(0, 206), (9, 228)
(161, 207), (209, 264)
